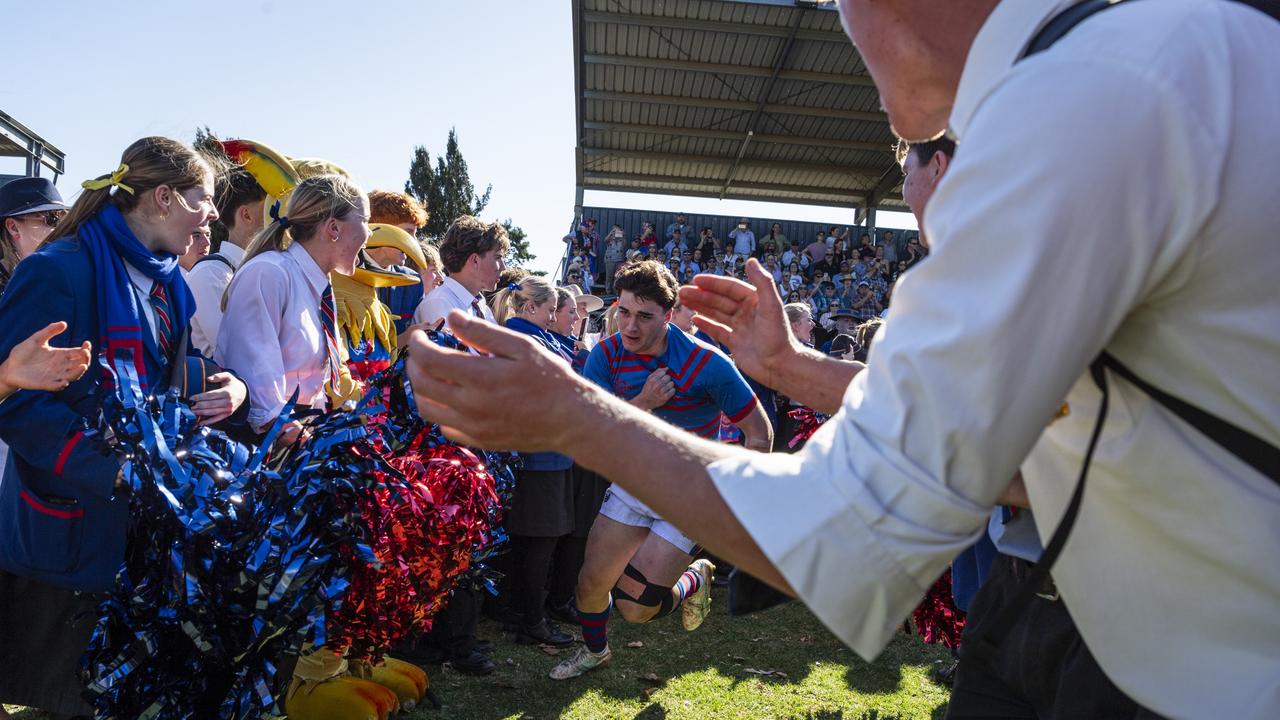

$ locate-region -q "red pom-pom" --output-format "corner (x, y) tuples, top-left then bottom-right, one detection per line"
(327, 444), (500, 662)
(911, 568), (966, 648)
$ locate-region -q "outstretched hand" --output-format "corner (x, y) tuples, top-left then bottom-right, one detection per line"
(405, 310), (593, 451)
(680, 258), (796, 388)
(0, 322), (92, 397)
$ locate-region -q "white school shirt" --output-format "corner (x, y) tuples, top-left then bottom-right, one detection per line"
(215, 242), (330, 431)
(412, 275), (494, 331)
(186, 242), (245, 357)
(709, 1), (1280, 718)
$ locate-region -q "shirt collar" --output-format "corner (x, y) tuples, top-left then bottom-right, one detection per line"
(219, 241), (246, 267)
(441, 275), (483, 308)
(947, 0), (1077, 141)
(286, 241), (330, 296)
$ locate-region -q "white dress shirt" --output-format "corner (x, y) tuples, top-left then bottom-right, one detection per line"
(215, 242), (330, 431)
(710, 2), (1280, 718)
(412, 275), (494, 331)
(186, 242), (245, 357)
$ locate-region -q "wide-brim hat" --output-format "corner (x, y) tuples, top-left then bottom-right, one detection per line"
(829, 309), (858, 322)
(0, 177), (69, 218)
(563, 283), (605, 312)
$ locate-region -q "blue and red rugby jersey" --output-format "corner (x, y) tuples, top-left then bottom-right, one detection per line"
(584, 324), (758, 439)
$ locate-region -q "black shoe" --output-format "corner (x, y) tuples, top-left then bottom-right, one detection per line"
(474, 639), (496, 654)
(931, 658), (959, 687)
(546, 599), (578, 625)
(517, 619), (575, 647)
(447, 649), (496, 676)
(392, 642), (449, 666)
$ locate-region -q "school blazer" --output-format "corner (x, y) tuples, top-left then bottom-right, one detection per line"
(0, 236), (250, 591)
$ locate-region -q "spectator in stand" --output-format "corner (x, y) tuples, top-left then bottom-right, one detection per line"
(762, 253), (782, 283)
(803, 230), (828, 268)
(814, 282), (838, 318)
(812, 248), (839, 280)
(665, 213), (690, 245)
(0, 177), (69, 295)
(904, 236), (928, 266)
(666, 255), (684, 283)
(857, 232), (876, 259)
(602, 224), (627, 294)
(708, 256), (727, 277)
(637, 221), (658, 249)
(838, 275), (857, 309)
(827, 226), (848, 249)
(780, 240), (800, 269)
(851, 254), (872, 281)
(565, 263), (586, 290)
(868, 261), (891, 301)
(663, 229), (688, 259)
(878, 229), (897, 264)
(680, 249), (700, 279)
(849, 281), (883, 321)
(727, 218), (755, 262)
(832, 237), (852, 264)
(645, 244), (661, 263)
(892, 259), (909, 283)
(694, 227), (719, 259)
(760, 223), (787, 258)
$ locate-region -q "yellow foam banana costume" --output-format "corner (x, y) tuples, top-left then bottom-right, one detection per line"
(220, 139), (430, 717)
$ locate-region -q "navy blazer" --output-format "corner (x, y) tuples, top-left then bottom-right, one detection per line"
(0, 235), (248, 591)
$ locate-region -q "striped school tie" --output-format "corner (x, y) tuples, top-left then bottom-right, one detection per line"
(148, 282), (175, 357)
(320, 284), (344, 385)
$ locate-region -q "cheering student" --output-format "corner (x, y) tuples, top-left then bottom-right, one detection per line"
(490, 277), (577, 647)
(0, 137), (250, 717)
(547, 261), (772, 680)
(0, 177), (70, 294)
(216, 174), (369, 444)
(186, 166), (266, 357)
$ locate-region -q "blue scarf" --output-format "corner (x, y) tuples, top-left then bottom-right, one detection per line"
(81, 204), (195, 392)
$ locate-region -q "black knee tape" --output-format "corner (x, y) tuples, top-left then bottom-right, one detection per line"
(613, 563), (674, 618)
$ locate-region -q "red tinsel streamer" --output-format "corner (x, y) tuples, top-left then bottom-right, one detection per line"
(327, 443), (500, 662)
(787, 406), (828, 449)
(911, 568), (966, 648)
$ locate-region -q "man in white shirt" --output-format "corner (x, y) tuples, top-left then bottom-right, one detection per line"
(404, 2), (1280, 718)
(727, 218), (755, 260)
(406, 214), (509, 677)
(413, 215), (507, 334)
(186, 169), (266, 356)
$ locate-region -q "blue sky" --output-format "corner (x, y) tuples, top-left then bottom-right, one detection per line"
(2, 0), (915, 273)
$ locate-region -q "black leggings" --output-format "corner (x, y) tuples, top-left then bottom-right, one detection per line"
(508, 534), (563, 626)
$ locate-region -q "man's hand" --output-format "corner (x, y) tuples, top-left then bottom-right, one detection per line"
(189, 372), (248, 425)
(681, 258), (796, 388)
(405, 311), (593, 451)
(631, 368), (675, 410)
(0, 321), (92, 399)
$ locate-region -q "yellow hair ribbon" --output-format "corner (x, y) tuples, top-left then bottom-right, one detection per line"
(81, 163), (135, 195)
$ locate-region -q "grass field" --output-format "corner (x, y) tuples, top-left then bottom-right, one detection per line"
(6, 588), (954, 720)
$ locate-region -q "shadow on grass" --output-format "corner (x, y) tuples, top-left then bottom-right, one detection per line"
(412, 588), (951, 719)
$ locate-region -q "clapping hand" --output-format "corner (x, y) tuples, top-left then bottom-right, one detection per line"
(0, 321), (91, 397)
(680, 258), (796, 388)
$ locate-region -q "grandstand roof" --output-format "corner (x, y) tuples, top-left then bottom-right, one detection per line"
(571, 0), (905, 214)
(0, 109), (65, 180)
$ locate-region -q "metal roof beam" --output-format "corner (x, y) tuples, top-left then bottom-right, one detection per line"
(583, 170), (868, 198)
(582, 121), (893, 154)
(582, 147), (885, 178)
(583, 89), (886, 123)
(581, 10), (852, 45)
(865, 162), (904, 207)
(582, 53), (876, 88)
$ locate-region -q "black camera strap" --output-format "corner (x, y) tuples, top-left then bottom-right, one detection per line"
(963, 0), (1280, 667)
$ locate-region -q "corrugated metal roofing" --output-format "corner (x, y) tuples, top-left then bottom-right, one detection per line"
(572, 0), (905, 212)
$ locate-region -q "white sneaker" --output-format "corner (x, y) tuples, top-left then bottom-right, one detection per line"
(682, 558), (716, 631)
(548, 644), (613, 680)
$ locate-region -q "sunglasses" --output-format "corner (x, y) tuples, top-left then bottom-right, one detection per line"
(18, 210), (66, 228)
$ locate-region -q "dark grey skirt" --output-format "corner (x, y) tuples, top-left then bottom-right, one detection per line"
(505, 468), (573, 538)
(569, 465), (611, 538)
(0, 571), (98, 715)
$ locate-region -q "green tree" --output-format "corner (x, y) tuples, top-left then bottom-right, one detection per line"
(499, 218), (536, 268)
(193, 126), (230, 252)
(405, 128), (492, 240)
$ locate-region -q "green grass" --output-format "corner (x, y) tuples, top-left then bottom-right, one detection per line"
(6, 588), (954, 719)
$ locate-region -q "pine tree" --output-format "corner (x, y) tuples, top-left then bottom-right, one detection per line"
(499, 219), (535, 268)
(405, 128), (492, 240)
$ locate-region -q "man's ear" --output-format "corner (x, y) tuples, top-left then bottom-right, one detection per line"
(931, 152), (951, 185)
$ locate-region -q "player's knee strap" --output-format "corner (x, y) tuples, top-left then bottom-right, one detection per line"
(612, 563), (674, 614)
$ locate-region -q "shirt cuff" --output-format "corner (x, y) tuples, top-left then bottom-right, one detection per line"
(708, 451), (925, 660)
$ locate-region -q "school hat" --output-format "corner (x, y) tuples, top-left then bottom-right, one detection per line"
(0, 177), (69, 218)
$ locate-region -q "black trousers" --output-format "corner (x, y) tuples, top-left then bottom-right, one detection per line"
(946, 555), (1161, 720)
(508, 534), (564, 626)
(426, 584), (479, 658)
